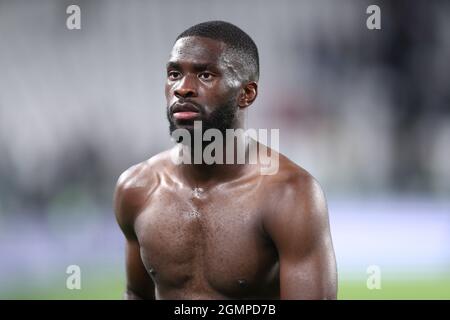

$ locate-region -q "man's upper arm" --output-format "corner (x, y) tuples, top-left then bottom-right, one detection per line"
(114, 167), (155, 300)
(264, 173), (337, 300)
(123, 238), (155, 299)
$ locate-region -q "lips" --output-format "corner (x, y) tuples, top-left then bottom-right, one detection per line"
(172, 102), (200, 120)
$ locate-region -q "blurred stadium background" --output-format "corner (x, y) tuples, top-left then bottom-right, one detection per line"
(0, 0), (449, 299)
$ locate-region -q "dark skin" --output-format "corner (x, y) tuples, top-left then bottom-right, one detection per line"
(114, 36), (337, 299)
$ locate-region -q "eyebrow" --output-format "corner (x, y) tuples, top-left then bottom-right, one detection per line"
(166, 61), (218, 72)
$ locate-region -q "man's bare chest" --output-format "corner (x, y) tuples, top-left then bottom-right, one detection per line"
(134, 184), (279, 297)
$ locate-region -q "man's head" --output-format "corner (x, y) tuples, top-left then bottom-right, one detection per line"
(165, 21), (259, 136)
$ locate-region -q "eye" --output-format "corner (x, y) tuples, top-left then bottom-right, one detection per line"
(198, 72), (214, 80)
(168, 70), (181, 80)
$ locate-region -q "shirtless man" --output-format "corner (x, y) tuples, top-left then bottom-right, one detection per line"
(114, 21), (337, 300)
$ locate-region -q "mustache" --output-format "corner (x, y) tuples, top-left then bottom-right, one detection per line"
(169, 99), (204, 115)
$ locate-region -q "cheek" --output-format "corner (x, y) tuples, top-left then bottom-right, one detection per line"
(205, 91), (238, 113)
(165, 83), (173, 100)
(221, 86), (240, 105)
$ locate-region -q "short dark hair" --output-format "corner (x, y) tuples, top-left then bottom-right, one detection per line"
(176, 20), (259, 81)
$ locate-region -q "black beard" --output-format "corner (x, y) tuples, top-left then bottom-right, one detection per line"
(167, 98), (238, 141)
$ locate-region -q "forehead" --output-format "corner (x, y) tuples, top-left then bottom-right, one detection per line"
(168, 36), (227, 66)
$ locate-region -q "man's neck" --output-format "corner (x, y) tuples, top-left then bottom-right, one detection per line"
(175, 133), (252, 189)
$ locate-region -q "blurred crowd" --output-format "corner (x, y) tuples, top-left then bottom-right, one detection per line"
(0, 0), (449, 217)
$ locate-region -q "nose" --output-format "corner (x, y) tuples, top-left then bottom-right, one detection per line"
(174, 75), (197, 99)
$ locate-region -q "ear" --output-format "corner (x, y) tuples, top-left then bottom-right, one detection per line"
(238, 82), (258, 109)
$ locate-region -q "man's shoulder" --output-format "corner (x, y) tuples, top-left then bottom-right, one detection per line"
(115, 150), (172, 191)
(260, 153), (330, 250)
(260, 153), (328, 223)
(263, 153), (320, 195)
(113, 150), (173, 233)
